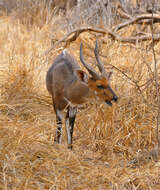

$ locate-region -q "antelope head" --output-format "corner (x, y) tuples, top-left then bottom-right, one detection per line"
(80, 40), (118, 106)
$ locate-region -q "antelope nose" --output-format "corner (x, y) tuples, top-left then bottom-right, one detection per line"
(113, 96), (118, 102)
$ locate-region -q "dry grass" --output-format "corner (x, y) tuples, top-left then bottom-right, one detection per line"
(0, 5), (160, 190)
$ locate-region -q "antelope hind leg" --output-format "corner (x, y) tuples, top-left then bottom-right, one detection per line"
(54, 109), (63, 144)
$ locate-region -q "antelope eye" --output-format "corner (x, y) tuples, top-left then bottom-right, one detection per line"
(96, 85), (104, 89)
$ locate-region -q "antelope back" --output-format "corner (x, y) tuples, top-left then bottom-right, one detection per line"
(46, 50), (89, 110)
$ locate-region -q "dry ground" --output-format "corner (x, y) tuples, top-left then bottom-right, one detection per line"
(0, 9), (160, 190)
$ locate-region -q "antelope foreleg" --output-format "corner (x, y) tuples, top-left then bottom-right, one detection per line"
(65, 106), (77, 149)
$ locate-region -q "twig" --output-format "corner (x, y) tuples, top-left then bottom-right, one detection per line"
(106, 63), (151, 108)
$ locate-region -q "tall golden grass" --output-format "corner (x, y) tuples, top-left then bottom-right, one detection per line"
(0, 2), (160, 190)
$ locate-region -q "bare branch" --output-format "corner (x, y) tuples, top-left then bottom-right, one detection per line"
(114, 13), (160, 32)
(44, 27), (106, 55)
(107, 62), (151, 108)
(45, 26), (160, 55)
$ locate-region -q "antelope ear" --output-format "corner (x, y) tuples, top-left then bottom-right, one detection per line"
(76, 70), (88, 83)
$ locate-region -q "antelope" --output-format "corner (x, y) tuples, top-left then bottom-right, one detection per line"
(46, 40), (118, 149)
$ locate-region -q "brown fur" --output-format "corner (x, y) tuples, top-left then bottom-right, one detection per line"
(46, 50), (89, 110)
(88, 77), (116, 102)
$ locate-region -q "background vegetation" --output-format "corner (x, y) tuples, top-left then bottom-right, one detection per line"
(0, 0), (160, 189)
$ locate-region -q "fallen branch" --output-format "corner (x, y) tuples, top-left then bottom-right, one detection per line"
(45, 26), (160, 55)
(45, 27), (106, 55)
(105, 27), (160, 42)
(114, 13), (160, 32)
(112, 33), (160, 42)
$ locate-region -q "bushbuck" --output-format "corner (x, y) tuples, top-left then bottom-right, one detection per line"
(46, 40), (118, 149)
